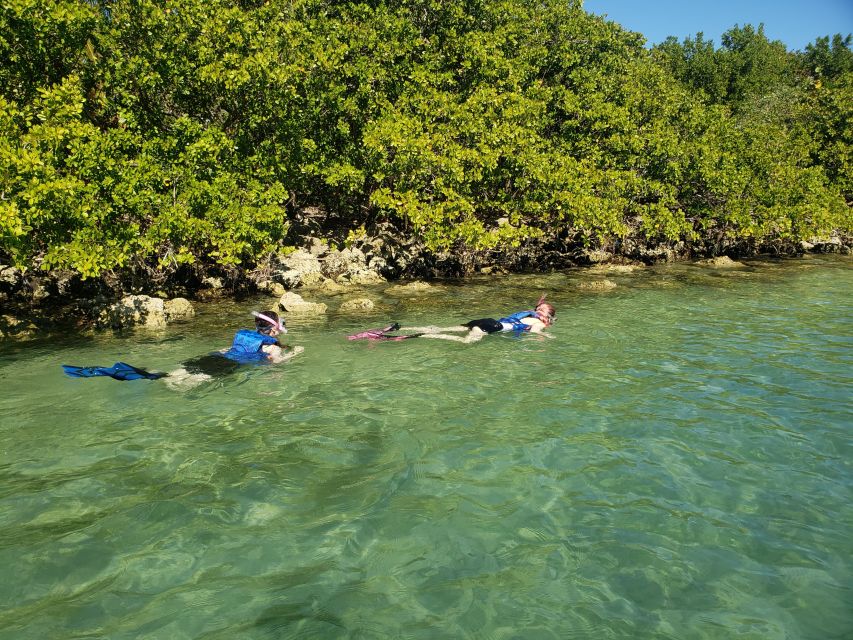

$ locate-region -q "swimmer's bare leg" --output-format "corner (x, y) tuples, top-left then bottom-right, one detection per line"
(418, 327), (486, 343)
(404, 325), (469, 334)
(164, 367), (212, 390)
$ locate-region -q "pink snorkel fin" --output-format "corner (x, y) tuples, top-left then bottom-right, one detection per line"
(347, 323), (423, 341)
(347, 323), (401, 340)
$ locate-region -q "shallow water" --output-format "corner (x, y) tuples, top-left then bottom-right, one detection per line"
(1, 255), (851, 639)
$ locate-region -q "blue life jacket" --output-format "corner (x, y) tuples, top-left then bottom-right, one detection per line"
(498, 310), (536, 333)
(221, 329), (279, 363)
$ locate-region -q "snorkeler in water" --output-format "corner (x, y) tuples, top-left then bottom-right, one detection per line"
(62, 310), (303, 384)
(347, 296), (556, 343)
(166, 310), (303, 386)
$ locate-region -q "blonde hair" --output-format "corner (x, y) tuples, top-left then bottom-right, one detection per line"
(536, 301), (556, 321)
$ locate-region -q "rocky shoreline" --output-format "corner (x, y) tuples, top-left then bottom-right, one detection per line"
(1, 231), (849, 341)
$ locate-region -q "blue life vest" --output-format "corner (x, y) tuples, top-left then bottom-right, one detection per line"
(221, 329), (279, 363)
(498, 310), (536, 333)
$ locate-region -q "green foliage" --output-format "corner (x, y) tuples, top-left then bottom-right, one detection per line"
(0, 0), (849, 281)
(801, 34), (853, 82)
(803, 72), (853, 201)
(653, 24), (794, 108)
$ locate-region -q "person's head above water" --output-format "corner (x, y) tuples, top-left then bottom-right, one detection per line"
(252, 310), (286, 336)
(534, 296), (556, 326)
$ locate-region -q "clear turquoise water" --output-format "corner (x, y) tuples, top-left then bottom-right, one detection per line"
(0, 256), (851, 639)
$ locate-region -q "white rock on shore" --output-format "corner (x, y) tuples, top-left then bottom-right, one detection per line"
(98, 295), (196, 329)
(278, 291), (328, 315)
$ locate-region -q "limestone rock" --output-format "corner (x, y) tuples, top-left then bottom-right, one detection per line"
(278, 291), (327, 315)
(385, 281), (434, 295)
(258, 280), (287, 297)
(324, 247), (365, 278)
(202, 276), (224, 289)
(278, 249), (323, 288)
(55, 271), (78, 296)
(316, 278), (348, 294)
(588, 264), (641, 274)
(323, 248), (385, 285)
(0, 266), (23, 290)
(31, 281), (50, 302)
(699, 256), (745, 268)
(577, 279), (617, 291)
(164, 297), (195, 322)
(805, 236), (844, 253)
(100, 295), (168, 329)
(339, 297), (375, 312)
(584, 250), (613, 264)
(341, 271), (385, 285)
(299, 271), (328, 288)
(0, 314), (36, 340)
(308, 238), (330, 257)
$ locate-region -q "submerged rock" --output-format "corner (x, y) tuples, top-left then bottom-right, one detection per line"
(577, 279), (617, 291)
(339, 297), (375, 312)
(385, 281), (434, 295)
(698, 256), (745, 268)
(588, 264), (642, 274)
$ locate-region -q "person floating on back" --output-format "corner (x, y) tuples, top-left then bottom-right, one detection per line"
(347, 296), (556, 343)
(62, 310), (303, 384)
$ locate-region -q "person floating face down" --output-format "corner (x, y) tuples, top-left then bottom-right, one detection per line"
(349, 296), (556, 343)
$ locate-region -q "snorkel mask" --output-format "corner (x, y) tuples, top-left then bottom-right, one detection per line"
(251, 310), (287, 333)
(535, 295), (555, 325)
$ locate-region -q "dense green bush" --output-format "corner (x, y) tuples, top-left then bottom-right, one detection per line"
(1, 0), (850, 281)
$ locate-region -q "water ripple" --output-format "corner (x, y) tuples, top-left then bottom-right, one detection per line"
(0, 256), (851, 638)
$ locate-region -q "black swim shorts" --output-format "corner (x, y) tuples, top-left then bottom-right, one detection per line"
(463, 318), (504, 334)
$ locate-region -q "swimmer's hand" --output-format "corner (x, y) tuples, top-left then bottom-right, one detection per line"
(282, 345), (304, 361)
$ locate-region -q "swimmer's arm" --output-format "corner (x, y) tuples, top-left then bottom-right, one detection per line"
(263, 343), (304, 363)
(523, 318), (554, 337)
